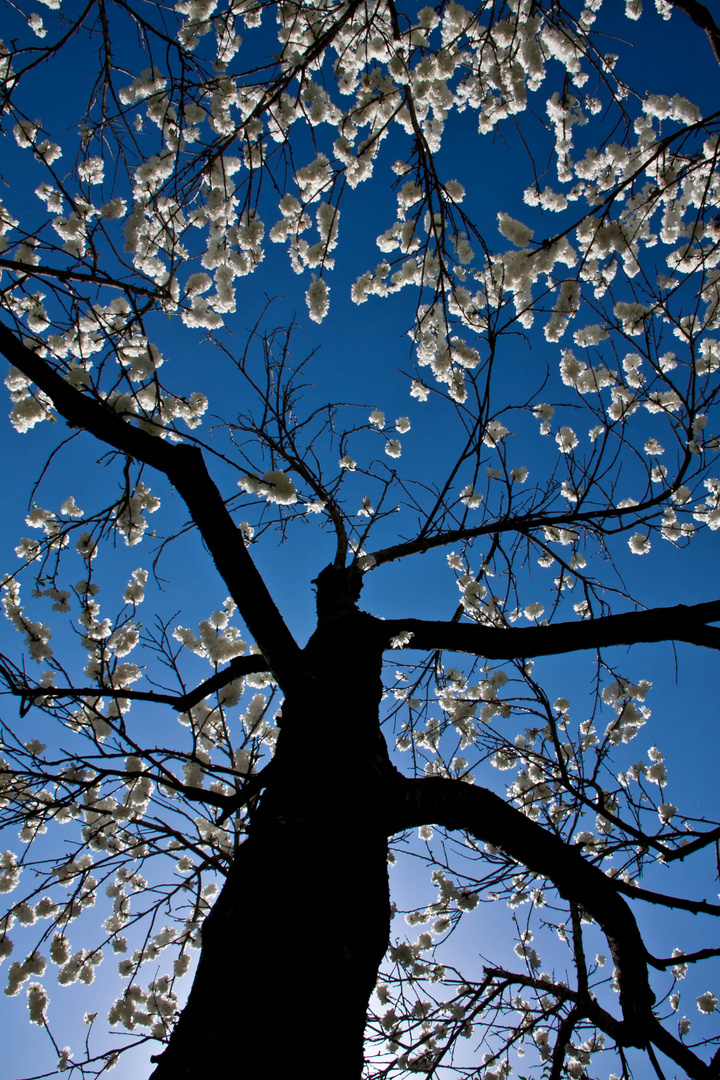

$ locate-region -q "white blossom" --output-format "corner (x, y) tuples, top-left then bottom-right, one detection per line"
(306, 277), (329, 323)
(262, 471), (297, 505)
(555, 427), (578, 453)
(628, 533), (651, 555)
(497, 213), (534, 247)
(483, 421), (509, 447)
(26, 983), (48, 1024)
(697, 992), (718, 1014)
(60, 497), (83, 518)
(239, 471), (298, 505)
(460, 485), (482, 508)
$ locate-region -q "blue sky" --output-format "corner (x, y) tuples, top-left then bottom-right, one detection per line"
(1, 0), (720, 1077)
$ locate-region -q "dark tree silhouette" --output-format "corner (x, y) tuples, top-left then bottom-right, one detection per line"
(1, 1), (720, 1078)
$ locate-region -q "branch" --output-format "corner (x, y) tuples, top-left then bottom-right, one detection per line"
(646, 1016), (719, 1080)
(366, 483), (699, 569)
(391, 777), (718, 1079)
(0, 323), (304, 688)
(649, 947), (720, 970)
(549, 1005), (582, 1080)
(146, 763), (269, 818)
(661, 824), (720, 862)
(667, 0), (720, 68)
(390, 776), (654, 1042)
(481, 966), (631, 1049)
(1, 654), (271, 715)
(613, 879), (720, 917)
(376, 600), (720, 658)
(0, 258), (161, 299)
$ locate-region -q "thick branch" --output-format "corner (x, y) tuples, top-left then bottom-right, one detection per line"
(394, 778), (720, 1079)
(649, 947), (720, 969)
(667, 0), (720, 68)
(391, 777), (654, 1041)
(614, 879), (720, 917)
(0, 323), (303, 688)
(377, 600), (720, 658)
(661, 824), (720, 862)
(646, 1016), (719, 1080)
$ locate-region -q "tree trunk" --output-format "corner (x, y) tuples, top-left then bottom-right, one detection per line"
(150, 606), (396, 1079)
(149, 813), (390, 1077)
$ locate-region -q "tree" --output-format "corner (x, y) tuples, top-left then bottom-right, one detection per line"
(0, 0), (719, 1076)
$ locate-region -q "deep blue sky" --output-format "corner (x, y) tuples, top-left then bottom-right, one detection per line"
(1, 1), (719, 1077)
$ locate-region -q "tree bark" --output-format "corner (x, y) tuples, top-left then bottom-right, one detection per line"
(149, 808), (390, 1078)
(150, 610), (397, 1079)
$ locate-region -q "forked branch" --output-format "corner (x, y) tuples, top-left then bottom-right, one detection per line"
(0, 322), (303, 688)
(392, 776), (717, 1079)
(0, 653), (272, 716)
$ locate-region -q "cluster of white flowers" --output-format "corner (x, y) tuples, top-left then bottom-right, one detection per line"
(0, 851), (21, 895)
(306, 276), (329, 324)
(115, 482), (161, 546)
(1, 579), (53, 662)
(173, 598), (247, 665)
(4, 951), (46, 997)
(459, 485), (482, 509)
(5, 0), (712, 443)
(600, 678), (652, 748)
(238, 470), (298, 505)
(628, 532), (651, 555)
(108, 974), (178, 1037)
(5, 366), (54, 433)
(123, 568), (148, 605)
